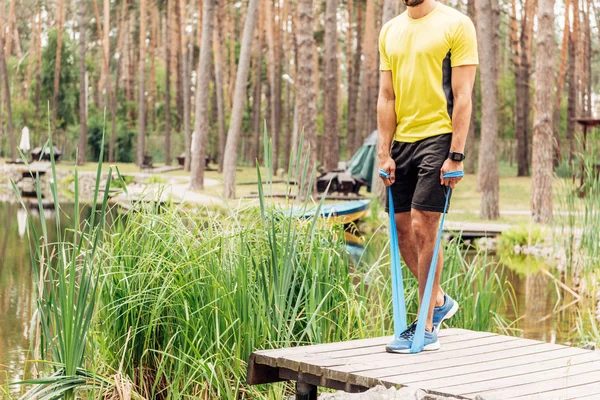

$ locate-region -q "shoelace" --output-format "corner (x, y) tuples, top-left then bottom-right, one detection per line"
(380, 168), (464, 353)
(398, 324), (416, 340)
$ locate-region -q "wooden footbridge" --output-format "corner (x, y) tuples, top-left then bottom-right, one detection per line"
(247, 328), (600, 399)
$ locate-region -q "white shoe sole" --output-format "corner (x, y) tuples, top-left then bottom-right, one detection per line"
(441, 301), (459, 324)
(386, 340), (441, 354)
(386, 302), (459, 354)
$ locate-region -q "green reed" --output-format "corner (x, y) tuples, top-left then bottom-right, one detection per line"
(13, 127), (514, 399)
(10, 127), (114, 399)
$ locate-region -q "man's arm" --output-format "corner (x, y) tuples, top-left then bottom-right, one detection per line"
(440, 64), (477, 188)
(377, 70), (397, 186)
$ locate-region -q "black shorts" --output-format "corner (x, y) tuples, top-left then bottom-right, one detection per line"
(385, 133), (452, 214)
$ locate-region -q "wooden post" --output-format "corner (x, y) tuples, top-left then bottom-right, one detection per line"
(580, 124), (588, 188)
(296, 381), (317, 400)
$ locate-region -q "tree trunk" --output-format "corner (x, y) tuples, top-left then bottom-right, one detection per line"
(346, 2), (362, 155)
(227, 2), (236, 106)
(178, 0), (192, 171)
(127, 13), (136, 123)
(25, 10), (39, 100)
(223, 0), (259, 198)
(381, 0), (399, 23)
(77, 0), (87, 165)
(102, 0), (110, 109)
(51, 0), (66, 128)
(464, 0), (477, 174)
(514, 0), (537, 177)
(34, 3), (42, 121)
(164, 0), (172, 165)
(281, 0), (292, 169)
(190, 0), (214, 190)
(137, 0), (147, 165)
(370, 0), (399, 198)
(553, 0), (570, 167)
(531, 0), (555, 224)
(214, 17), (227, 173)
(356, 0), (377, 152)
(567, 0), (580, 160)
(323, 0), (339, 172)
(250, 4), (264, 165)
(110, 0), (128, 162)
(263, 0), (283, 171)
(583, 0), (591, 116)
(476, 0), (500, 220)
(0, 33), (15, 160)
(295, 0), (318, 191)
(5, 0), (15, 58)
(149, 6), (158, 132)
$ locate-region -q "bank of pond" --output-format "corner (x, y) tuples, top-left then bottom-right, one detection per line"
(0, 189), (597, 399)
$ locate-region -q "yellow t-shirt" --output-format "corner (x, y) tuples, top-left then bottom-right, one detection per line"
(379, 3), (479, 143)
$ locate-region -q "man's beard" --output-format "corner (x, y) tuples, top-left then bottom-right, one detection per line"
(403, 0), (426, 6)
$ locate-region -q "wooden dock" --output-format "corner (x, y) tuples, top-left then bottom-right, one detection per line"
(247, 328), (600, 399)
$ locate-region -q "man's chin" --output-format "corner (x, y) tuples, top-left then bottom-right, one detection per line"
(403, 0), (426, 6)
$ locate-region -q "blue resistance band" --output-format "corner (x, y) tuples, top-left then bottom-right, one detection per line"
(379, 169), (464, 353)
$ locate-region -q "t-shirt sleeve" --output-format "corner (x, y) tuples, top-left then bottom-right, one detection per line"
(451, 17), (479, 67)
(379, 25), (392, 71)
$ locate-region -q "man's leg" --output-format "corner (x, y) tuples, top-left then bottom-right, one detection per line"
(395, 212), (445, 309)
(411, 209), (445, 332)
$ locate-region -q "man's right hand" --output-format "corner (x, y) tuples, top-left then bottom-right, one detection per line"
(379, 156), (396, 187)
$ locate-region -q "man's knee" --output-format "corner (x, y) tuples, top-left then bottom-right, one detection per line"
(411, 210), (440, 245)
(394, 212), (413, 239)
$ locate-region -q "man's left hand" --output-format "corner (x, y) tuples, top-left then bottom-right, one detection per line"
(440, 159), (463, 189)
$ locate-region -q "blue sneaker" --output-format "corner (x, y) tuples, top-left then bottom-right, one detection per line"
(385, 322), (440, 354)
(433, 294), (459, 330)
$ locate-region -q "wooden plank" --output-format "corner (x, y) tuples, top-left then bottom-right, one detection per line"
(285, 335), (516, 380)
(252, 329), (469, 368)
(348, 338), (538, 388)
(326, 335), (522, 382)
(398, 345), (587, 388)
(254, 328), (466, 358)
(279, 332), (502, 372)
(311, 330), (495, 360)
(563, 383), (600, 400)
(246, 353), (284, 385)
(416, 350), (600, 392)
(467, 369), (600, 399)
(350, 342), (555, 383)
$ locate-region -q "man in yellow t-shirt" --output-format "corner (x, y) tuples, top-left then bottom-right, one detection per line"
(377, 0), (478, 353)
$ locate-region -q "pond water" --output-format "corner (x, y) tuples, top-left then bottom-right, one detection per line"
(0, 201), (579, 392)
(0, 201), (36, 393)
(0, 200), (86, 394)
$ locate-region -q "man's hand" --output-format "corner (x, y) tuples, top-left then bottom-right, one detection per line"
(440, 159), (463, 189)
(379, 156), (396, 186)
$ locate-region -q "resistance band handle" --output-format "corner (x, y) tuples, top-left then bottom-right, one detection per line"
(442, 170), (464, 179)
(379, 169), (391, 179)
(381, 169), (464, 180)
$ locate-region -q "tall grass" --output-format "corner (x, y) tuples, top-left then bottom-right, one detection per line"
(554, 131), (600, 347)
(91, 138), (513, 399)
(15, 132), (515, 399)
(11, 131), (114, 399)
(555, 131), (600, 275)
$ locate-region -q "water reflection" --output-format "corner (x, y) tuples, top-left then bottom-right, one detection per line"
(0, 202), (34, 393)
(524, 272), (551, 341)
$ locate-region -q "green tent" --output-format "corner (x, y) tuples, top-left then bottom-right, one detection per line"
(348, 131), (378, 192)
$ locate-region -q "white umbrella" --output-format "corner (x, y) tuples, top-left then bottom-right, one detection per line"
(19, 126), (31, 153)
(17, 208), (27, 239)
